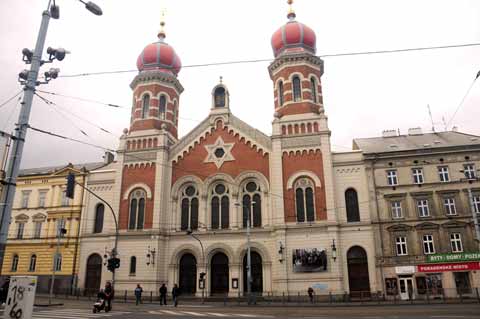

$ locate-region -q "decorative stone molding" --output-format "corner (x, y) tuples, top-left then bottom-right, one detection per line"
(286, 170), (322, 189)
(122, 183), (153, 200)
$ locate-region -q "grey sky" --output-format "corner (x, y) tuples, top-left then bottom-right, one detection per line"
(1, 0), (479, 169)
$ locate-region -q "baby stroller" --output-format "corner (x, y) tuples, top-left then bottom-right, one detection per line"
(93, 290), (109, 313)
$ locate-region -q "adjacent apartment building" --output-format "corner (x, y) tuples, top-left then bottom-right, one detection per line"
(0, 163), (104, 292)
(354, 128), (480, 300)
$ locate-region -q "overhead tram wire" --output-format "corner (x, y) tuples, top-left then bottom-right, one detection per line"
(56, 42), (480, 78)
(446, 72), (480, 129)
(0, 90), (23, 109)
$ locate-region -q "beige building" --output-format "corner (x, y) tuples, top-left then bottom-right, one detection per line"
(354, 129), (480, 300)
(0, 162), (104, 292)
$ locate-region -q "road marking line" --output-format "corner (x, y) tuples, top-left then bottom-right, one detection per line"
(161, 310), (183, 315)
(181, 311), (208, 316)
(206, 313), (230, 317)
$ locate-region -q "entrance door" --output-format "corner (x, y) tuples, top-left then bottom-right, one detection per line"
(85, 254), (102, 295)
(179, 254), (197, 295)
(210, 252), (229, 295)
(243, 251), (263, 295)
(399, 277), (414, 300)
(347, 246), (370, 296)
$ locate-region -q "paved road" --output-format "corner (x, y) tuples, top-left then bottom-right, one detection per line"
(1, 303), (479, 319)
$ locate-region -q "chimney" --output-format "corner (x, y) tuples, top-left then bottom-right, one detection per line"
(452, 126), (459, 132)
(408, 127), (423, 136)
(382, 129), (397, 138)
(103, 151), (114, 164)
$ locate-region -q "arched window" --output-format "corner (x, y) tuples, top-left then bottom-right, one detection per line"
(345, 188), (360, 222)
(173, 101), (178, 125)
(141, 94), (150, 119)
(29, 254), (37, 272)
(54, 253), (62, 271)
(130, 256), (136, 275)
(180, 185), (199, 231)
(93, 203), (104, 233)
(128, 189), (146, 230)
(278, 81), (284, 106)
(214, 87), (226, 107)
(11, 254), (19, 272)
(292, 76), (302, 102)
(211, 183), (229, 229)
(242, 181), (262, 228)
(159, 95), (166, 120)
(310, 77), (317, 103)
(295, 178), (315, 222)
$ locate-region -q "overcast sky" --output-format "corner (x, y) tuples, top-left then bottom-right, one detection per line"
(1, 0), (479, 169)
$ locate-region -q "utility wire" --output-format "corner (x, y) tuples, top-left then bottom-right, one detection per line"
(57, 42), (480, 78)
(0, 90), (23, 109)
(446, 72), (480, 129)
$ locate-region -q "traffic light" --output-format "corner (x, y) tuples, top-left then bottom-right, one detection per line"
(199, 272), (206, 281)
(107, 257), (120, 272)
(66, 173), (75, 199)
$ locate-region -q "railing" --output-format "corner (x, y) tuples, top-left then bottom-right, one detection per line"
(33, 287), (480, 305)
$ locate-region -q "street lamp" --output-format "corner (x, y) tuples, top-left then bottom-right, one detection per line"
(234, 200), (256, 305)
(146, 246), (156, 266)
(331, 239), (337, 262)
(0, 0), (103, 283)
(186, 229), (206, 302)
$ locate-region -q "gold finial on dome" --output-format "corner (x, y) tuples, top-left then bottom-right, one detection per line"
(287, 0), (296, 20)
(158, 8), (167, 41)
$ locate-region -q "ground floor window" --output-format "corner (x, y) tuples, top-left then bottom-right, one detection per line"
(416, 273), (443, 295)
(385, 278), (398, 295)
(454, 272), (471, 294)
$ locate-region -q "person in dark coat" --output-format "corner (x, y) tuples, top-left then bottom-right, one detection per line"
(104, 281), (114, 311)
(172, 284), (180, 307)
(159, 283), (167, 305)
(134, 284), (143, 305)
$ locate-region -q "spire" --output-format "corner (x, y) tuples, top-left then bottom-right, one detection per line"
(287, 0), (296, 20)
(157, 9), (166, 41)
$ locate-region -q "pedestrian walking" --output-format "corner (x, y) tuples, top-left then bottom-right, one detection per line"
(308, 287), (314, 303)
(135, 284), (143, 305)
(104, 281), (114, 312)
(172, 284), (180, 307)
(159, 283), (167, 305)
(0, 277), (10, 306)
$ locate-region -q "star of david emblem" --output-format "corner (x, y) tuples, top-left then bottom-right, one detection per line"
(204, 137), (235, 168)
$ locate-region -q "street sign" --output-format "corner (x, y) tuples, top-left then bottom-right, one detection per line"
(426, 252), (480, 263)
(4, 276), (37, 319)
(417, 262), (480, 272)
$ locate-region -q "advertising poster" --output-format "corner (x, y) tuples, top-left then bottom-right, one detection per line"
(292, 248), (327, 272)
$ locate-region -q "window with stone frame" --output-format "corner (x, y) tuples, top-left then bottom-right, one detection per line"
(141, 94), (150, 119)
(180, 185), (199, 231)
(463, 163), (476, 179)
(16, 222), (25, 239)
(242, 181), (262, 228)
(391, 201), (403, 219)
(443, 197), (457, 216)
(34, 221), (42, 239)
(422, 234), (435, 254)
(159, 95), (166, 120)
(278, 81), (284, 106)
(310, 77), (317, 103)
(130, 256), (137, 275)
(294, 178), (315, 223)
(57, 218), (66, 238)
(417, 199), (430, 217)
(438, 166), (450, 182)
(173, 101), (178, 125)
(94, 203), (105, 233)
(292, 76), (302, 102)
(61, 190), (70, 206)
(210, 183), (229, 230)
(412, 168), (424, 184)
(11, 254), (19, 272)
(395, 236), (408, 256)
(21, 191), (31, 208)
(38, 190), (48, 207)
(29, 254), (37, 272)
(345, 188), (360, 222)
(386, 170), (398, 186)
(473, 194), (480, 214)
(128, 189), (146, 230)
(450, 233), (463, 253)
(54, 253), (62, 271)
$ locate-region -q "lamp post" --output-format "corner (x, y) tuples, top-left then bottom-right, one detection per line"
(0, 0), (102, 278)
(235, 200), (256, 305)
(186, 229), (205, 302)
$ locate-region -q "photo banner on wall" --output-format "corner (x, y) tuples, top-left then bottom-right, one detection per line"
(292, 248), (327, 272)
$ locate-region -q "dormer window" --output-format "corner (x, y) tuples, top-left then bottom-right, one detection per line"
(292, 76), (301, 102)
(159, 95), (166, 120)
(214, 87), (226, 108)
(141, 94), (150, 119)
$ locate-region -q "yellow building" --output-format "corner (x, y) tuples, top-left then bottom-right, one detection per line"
(0, 162), (105, 293)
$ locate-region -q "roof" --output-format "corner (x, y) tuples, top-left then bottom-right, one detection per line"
(352, 131), (480, 154)
(19, 162), (106, 177)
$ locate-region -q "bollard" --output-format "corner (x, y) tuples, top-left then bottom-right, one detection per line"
(329, 291), (332, 304)
(297, 292), (301, 305)
(150, 291), (153, 303)
(459, 289), (463, 303)
(282, 292), (285, 305)
(223, 293), (227, 307)
(124, 290), (127, 303)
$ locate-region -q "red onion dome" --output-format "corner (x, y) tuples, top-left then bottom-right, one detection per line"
(271, 13), (316, 58)
(136, 31), (182, 75)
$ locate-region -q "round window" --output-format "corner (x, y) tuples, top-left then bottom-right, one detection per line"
(215, 184), (226, 195)
(214, 148), (225, 158)
(246, 182), (257, 192)
(185, 186), (196, 197)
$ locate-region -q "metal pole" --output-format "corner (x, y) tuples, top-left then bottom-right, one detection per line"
(49, 221), (62, 304)
(189, 232), (205, 302)
(0, 3), (51, 276)
(467, 188), (480, 247)
(247, 203), (252, 305)
(74, 181), (119, 287)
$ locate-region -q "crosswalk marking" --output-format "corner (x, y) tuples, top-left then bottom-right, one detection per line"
(181, 311), (208, 316)
(160, 310), (182, 315)
(206, 313), (230, 317)
(29, 308), (131, 319)
(148, 310), (274, 318)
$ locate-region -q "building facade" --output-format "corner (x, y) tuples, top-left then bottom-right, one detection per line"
(354, 129), (480, 300)
(0, 163), (103, 292)
(77, 4), (379, 296)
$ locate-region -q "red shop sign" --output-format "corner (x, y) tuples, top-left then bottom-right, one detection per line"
(417, 262), (480, 272)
